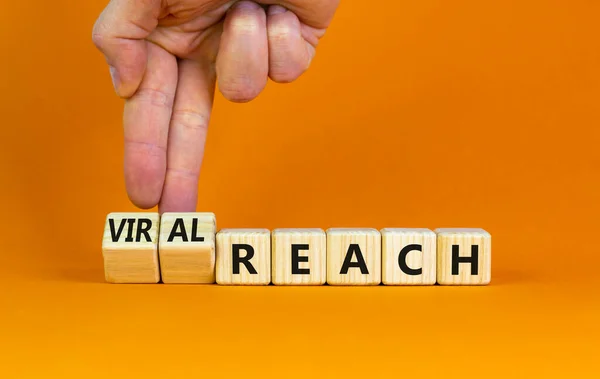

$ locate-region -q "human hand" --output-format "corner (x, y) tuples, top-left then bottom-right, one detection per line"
(92, 0), (339, 212)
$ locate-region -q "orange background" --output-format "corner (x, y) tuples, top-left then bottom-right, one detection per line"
(1, 0), (599, 377)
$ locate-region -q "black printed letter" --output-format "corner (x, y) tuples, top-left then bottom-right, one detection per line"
(292, 244), (310, 274)
(398, 244), (422, 276)
(232, 244), (257, 275)
(452, 245), (479, 275)
(124, 219), (135, 242)
(109, 218), (128, 242)
(191, 219), (205, 242)
(340, 244), (369, 275)
(168, 218), (188, 242)
(136, 218), (152, 242)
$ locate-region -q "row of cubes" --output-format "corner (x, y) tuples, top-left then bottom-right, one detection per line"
(102, 213), (491, 285)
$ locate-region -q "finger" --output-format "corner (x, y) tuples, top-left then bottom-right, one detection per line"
(92, 0), (161, 97)
(123, 42), (177, 209)
(159, 59), (216, 213)
(267, 5), (313, 83)
(261, 0), (340, 30)
(216, 1), (268, 103)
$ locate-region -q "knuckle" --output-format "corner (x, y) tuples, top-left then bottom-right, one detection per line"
(166, 166), (200, 181)
(91, 21), (108, 49)
(221, 86), (260, 103)
(270, 70), (300, 83)
(269, 58), (307, 83)
(219, 78), (261, 102)
(134, 88), (174, 108)
(269, 23), (294, 42)
(171, 110), (210, 132)
(229, 15), (261, 35)
(124, 139), (167, 156)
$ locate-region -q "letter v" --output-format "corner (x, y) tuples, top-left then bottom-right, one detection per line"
(109, 219), (128, 242)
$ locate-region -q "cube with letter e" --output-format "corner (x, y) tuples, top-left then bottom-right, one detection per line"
(272, 228), (326, 285)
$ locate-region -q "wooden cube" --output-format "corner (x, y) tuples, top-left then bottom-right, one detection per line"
(326, 228), (381, 285)
(272, 229), (326, 285)
(216, 229), (271, 285)
(158, 213), (216, 284)
(381, 228), (436, 285)
(102, 212), (160, 283)
(436, 228), (491, 285)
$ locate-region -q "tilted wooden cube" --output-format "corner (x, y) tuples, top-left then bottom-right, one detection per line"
(272, 229), (326, 285)
(436, 228), (491, 285)
(102, 212), (160, 283)
(158, 212), (216, 284)
(381, 228), (436, 285)
(326, 228), (381, 285)
(216, 229), (271, 285)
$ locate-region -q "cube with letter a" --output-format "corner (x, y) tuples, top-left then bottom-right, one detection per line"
(159, 212), (216, 284)
(436, 228), (491, 285)
(326, 228), (381, 285)
(102, 212), (160, 283)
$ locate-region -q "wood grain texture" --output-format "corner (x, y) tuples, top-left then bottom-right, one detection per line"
(216, 229), (271, 285)
(381, 228), (436, 285)
(436, 228), (491, 285)
(272, 229), (326, 285)
(326, 228), (381, 285)
(102, 212), (160, 283)
(158, 213), (216, 284)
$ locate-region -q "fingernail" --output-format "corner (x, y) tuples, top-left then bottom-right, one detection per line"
(268, 5), (287, 16)
(109, 65), (120, 92)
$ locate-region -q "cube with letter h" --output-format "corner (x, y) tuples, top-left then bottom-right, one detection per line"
(216, 229), (271, 285)
(159, 213), (216, 284)
(436, 228), (491, 285)
(102, 212), (160, 283)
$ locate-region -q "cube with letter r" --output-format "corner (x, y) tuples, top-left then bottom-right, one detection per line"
(216, 229), (271, 285)
(102, 212), (160, 283)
